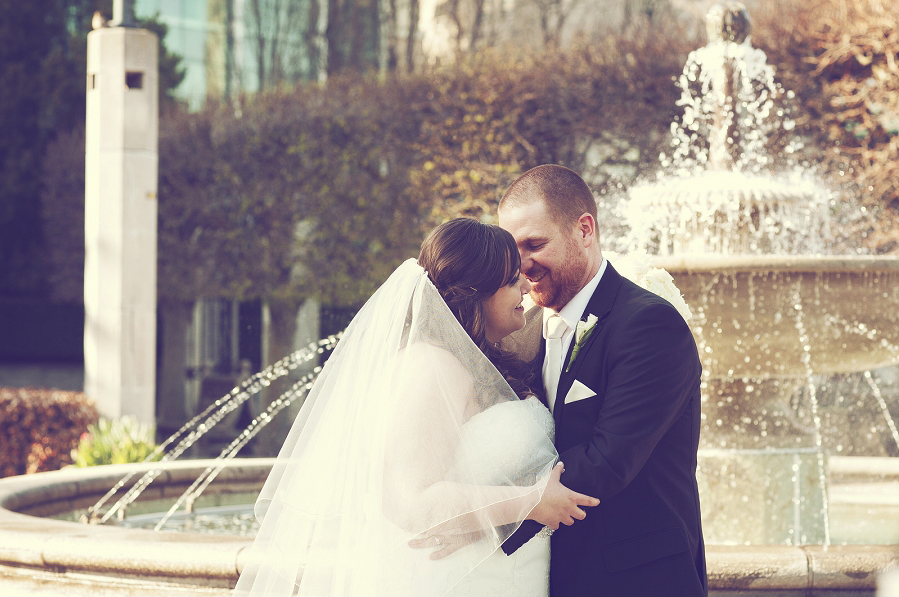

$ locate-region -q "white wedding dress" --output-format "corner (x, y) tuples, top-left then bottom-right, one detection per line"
(338, 395), (554, 597)
(441, 396), (553, 596)
(234, 260), (557, 597)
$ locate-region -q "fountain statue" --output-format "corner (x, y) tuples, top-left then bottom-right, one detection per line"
(621, 1), (899, 545)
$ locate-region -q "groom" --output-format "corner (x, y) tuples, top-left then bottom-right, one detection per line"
(498, 165), (707, 596)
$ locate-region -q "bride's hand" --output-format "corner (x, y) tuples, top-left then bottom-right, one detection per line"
(529, 462), (599, 530)
(408, 529), (485, 560)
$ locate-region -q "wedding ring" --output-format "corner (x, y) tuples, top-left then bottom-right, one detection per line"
(434, 535), (442, 545)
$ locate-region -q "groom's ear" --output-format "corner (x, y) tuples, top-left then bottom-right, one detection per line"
(577, 213), (597, 247)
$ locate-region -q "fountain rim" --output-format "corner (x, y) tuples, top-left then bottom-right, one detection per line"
(653, 254), (899, 273)
(0, 459), (270, 591)
(0, 458), (897, 594)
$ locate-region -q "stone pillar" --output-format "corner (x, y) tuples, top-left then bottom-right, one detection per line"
(84, 26), (159, 425)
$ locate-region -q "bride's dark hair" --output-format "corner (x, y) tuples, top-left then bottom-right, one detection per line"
(418, 218), (542, 400)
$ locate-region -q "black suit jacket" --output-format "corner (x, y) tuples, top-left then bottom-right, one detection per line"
(503, 263), (707, 597)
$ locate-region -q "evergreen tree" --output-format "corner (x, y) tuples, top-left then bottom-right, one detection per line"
(0, 2), (62, 296)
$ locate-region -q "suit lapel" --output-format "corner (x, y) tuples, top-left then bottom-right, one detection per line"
(552, 264), (625, 421)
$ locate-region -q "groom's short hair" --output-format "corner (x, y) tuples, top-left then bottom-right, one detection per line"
(499, 164), (597, 229)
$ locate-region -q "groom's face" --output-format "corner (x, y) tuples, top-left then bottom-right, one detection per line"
(498, 200), (589, 312)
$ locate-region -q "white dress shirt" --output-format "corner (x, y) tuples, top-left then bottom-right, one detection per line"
(542, 258), (607, 411)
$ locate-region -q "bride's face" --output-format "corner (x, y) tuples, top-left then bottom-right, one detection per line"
(483, 271), (531, 343)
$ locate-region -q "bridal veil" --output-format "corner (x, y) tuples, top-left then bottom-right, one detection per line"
(234, 259), (557, 596)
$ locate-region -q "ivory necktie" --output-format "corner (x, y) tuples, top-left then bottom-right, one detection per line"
(544, 313), (569, 413)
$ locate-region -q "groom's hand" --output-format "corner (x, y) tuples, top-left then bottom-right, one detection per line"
(530, 462), (599, 530)
(408, 530), (484, 560)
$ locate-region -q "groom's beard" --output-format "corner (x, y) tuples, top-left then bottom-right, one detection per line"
(526, 243), (588, 312)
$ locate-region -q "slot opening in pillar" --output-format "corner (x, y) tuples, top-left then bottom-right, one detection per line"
(125, 71), (143, 89)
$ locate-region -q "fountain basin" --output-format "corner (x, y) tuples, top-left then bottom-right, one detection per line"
(655, 255), (899, 378)
(0, 458), (897, 595)
(0, 459), (269, 594)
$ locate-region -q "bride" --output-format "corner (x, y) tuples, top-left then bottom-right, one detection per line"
(233, 218), (598, 596)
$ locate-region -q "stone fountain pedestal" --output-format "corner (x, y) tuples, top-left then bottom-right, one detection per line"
(653, 255), (899, 545)
(657, 255), (899, 450)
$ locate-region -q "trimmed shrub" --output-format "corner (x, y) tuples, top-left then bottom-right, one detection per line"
(0, 387), (98, 477)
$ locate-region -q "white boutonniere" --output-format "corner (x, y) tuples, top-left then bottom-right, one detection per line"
(566, 314), (599, 372)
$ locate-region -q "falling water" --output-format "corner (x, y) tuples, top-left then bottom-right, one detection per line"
(623, 30), (836, 257)
(792, 279), (831, 545)
(661, 41), (800, 176)
(618, 0), (899, 545)
(87, 334), (341, 524)
(152, 366), (323, 530)
(864, 370), (899, 453)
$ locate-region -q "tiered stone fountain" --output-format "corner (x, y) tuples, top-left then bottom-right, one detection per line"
(624, 1), (899, 546)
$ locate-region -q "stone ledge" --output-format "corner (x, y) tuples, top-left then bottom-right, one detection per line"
(707, 546), (808, 590)
(804, 545), (899, 590)
(654, 254), (899, 273)
(1, 460), (897, 594)
(706, 545), (899, 591)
